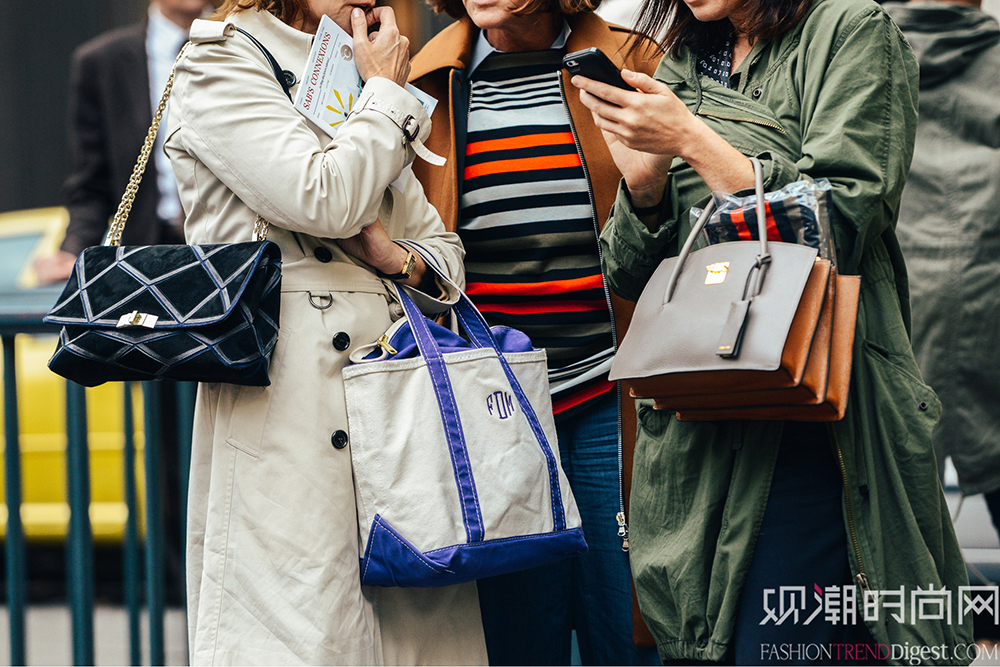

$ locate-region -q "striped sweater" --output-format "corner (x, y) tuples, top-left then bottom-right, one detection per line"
(460, 49), (614, 415)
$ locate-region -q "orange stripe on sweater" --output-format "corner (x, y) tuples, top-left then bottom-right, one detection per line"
(466, 274), (604, 296)
(475, 300), (609, 315)
(464, 154), (581, 180)
(465, 132), (576, 156)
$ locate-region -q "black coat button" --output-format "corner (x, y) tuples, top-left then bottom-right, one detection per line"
(331, 430), (349, 449)
(314, 246), (333, 263)
(752, 88), (763, 99)
(332, 332), (351, 351)
(918, 401), (929, 411)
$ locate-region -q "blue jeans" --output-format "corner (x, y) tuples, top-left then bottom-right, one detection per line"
(477, 393), (661, 665)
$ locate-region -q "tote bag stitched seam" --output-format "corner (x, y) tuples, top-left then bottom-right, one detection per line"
(452, 306), (562, 525)
(376, 516), (450, 573)
(424, 355), (476, 538)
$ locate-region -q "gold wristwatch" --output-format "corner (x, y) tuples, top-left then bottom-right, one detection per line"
(378, 248), (416, 281)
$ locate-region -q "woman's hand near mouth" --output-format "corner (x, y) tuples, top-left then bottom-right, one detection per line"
(351, 6), (410, 86)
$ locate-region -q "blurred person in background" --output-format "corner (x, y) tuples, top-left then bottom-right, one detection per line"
(32, 0), (214, 607)
(409, 0), (661, 664)
(883, 1), (1000, 537)
(33, 0), (212, 284)
(595, 0), (642, 30)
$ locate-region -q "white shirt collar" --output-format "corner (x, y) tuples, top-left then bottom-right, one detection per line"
(467, 19), (572, 75)
(147, 4), (189, 223)
(147, 4), (189, 52)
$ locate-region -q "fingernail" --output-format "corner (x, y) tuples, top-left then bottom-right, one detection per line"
(353, 7), (362, 17)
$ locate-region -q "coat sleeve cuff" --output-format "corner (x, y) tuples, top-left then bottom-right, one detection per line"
(757, 150), (804, 191)
(394, 239), (463, 315)
(400, 279), (461, 316)
(354, 78), (443, 165)
(599, 179), (678, 302)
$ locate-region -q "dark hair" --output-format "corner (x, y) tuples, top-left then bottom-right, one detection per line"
(427, 0), (603, 21)
(211, 0), (310, 26)
(632, 0), (811, 58)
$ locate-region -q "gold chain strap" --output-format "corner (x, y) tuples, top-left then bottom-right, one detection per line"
(105, 41), (270, 246)
(252, 214), (268, 242)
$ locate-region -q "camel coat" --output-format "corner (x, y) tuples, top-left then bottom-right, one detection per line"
(164, 9), (487, 665)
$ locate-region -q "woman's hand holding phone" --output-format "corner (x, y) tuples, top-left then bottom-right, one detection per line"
(571, 69), (680, 208)
(572, 68), (754, 210)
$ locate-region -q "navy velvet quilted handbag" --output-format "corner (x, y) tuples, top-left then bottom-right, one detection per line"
(43, 40), (282, 387)
(44, 242), (281, 387)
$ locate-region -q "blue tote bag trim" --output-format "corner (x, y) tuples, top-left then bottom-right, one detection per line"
(360, 514), (588, 587)
(352, 243), (584, 587)
(396, 286), (485, 544)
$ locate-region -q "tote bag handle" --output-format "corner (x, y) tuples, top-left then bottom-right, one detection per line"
(393, 248), (569, 536)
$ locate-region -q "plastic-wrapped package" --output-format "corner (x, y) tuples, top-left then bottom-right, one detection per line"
(691, 178), (838, 266)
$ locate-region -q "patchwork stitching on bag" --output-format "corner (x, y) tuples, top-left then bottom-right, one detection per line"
(45, 243), (281, 385)
(366, 516), (449, 578)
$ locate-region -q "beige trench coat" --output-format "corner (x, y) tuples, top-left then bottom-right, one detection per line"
(164, 9), (487, 665)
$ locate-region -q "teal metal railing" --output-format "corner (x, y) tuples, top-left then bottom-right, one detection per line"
(123, 384), (141, 667)
(142, 382), (165, 666)
(0, 290), (192, 666)
(66, 380), (94, 665)
(3, 335), (26, 665)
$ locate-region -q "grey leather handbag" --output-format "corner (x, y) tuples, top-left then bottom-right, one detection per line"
(609, 158), (827, 401)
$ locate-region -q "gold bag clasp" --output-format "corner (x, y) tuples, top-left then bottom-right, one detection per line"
(705, 262), (730, 285)
(116, 310), (158, 329)
(376, 334), (397, 355)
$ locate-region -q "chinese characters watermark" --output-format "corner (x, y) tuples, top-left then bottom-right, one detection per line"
(761, 584), (999, 626)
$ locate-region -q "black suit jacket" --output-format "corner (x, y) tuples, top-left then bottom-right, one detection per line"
(61, 23), (182, 255)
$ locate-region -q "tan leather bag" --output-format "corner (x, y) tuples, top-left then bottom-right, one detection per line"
(673, 273), (859, 422)
(611, 158), (859, 421)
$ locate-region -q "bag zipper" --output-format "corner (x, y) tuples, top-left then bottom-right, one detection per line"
(830, 425), (871, 593)
(559, 75), (629, 552)
(697, 110), (787, 134)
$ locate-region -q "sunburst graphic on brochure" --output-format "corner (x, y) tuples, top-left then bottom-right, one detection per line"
(326, 90), (354, 128)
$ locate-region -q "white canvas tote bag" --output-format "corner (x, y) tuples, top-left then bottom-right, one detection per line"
(342, 259), (586, 587)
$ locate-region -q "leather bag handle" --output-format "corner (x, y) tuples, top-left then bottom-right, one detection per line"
(663, 157), (768, 303)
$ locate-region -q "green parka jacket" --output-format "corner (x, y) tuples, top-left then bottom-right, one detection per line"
(599, 0), (974, 662)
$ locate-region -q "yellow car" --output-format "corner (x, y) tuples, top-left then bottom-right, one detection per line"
(0, 207), (145, 544)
